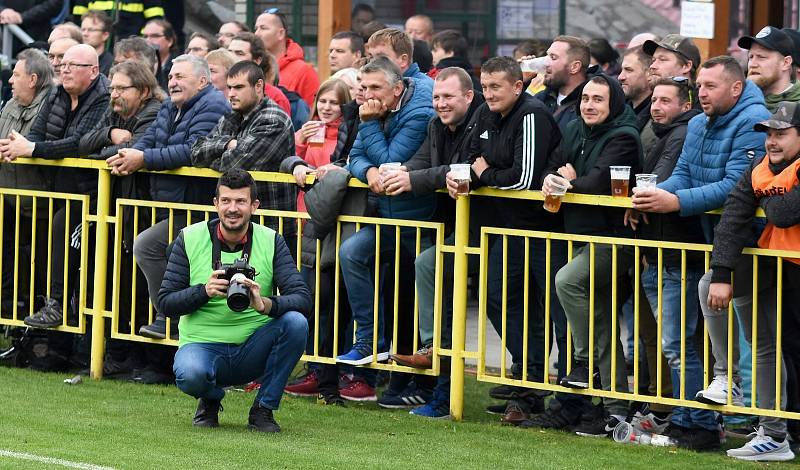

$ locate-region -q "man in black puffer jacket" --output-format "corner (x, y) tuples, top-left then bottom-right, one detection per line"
(2, 45), (109, 334)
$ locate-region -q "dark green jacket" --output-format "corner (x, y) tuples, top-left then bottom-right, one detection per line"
(547, 75), (642, 236)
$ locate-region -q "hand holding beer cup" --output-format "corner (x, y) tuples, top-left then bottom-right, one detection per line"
(541, 174), (571, 213)
(449, 163), (472, 197)
(379, 162), (402, 195)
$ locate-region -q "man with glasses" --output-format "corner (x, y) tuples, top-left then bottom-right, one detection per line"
(217, 21), (248, 48)
(48, 37), (79, 86)
(0, 44), (109, 370)
(254, 9), (319, 107)
(142, 19), (179, 90)
(80, 10), (114, 76)
(632, 56), (770, 450)
(72, 0), (165, 41)
(185, 32), (219, 59)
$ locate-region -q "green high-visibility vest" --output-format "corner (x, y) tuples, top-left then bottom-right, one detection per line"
(179, 221), (275, 346)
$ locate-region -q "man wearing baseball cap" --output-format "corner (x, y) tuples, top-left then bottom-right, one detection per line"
(702, 101), (800, 462)
(643, 34), (701, 86)
(739, 26), (800, 112)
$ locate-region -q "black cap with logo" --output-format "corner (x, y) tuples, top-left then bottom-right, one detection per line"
(738, 26), (795, 63)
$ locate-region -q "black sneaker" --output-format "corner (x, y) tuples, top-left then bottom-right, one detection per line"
(138, 314), (178, 340)
(520, 406), (579, 430)
(559, 363), (591, 389)
(676, 427), (721, 451)
(489, 384), (548, 400)
(23, 297), (63, 329)
(574, 413), (620, 438)
(248, 403), (280, 433)
(317, 392), (346, 406)
(193, 398), (222, 427)
(486, 402), (508, 415)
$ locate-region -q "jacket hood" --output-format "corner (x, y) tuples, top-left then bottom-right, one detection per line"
(574, 74), (633, 137)
(707, 80), (766, 129)
(435, 55), (474, 72)
(279, 38), (306, 68)
(651, 108), (702, 138)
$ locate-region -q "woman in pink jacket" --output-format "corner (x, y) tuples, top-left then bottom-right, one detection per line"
(293, 78), (352, 212)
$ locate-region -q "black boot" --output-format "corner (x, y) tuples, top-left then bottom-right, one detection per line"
(248, 403), (280, 433)
(193, 398), (222, 427)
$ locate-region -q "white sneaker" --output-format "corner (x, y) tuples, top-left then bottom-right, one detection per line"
(632, 410), (670, 434)
(727, 426), (795, 461)
(695, 375), (744, 406)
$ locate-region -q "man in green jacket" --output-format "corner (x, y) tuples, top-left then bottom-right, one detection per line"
(738, 26), (800, 112)
(542, 74), (642, 437)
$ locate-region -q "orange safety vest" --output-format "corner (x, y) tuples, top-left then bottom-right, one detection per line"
(751, 156), (800, 264)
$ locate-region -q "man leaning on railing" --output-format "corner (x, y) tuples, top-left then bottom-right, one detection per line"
(0, 48), (52, 318)
(2, 45), (108, 333)
(106, 54), (230, 340)
(190, 60), (297, 246)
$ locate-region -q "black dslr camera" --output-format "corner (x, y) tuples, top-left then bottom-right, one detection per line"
(219, 257), (257, 312)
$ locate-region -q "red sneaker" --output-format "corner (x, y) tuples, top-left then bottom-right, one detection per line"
(284, 371), (319, 397)
(339, 377), (377, 402)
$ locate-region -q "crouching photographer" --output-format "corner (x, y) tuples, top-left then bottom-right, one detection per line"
(158, 169), (310, 433)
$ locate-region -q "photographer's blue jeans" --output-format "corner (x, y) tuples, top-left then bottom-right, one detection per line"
(173, 311), (308, 410)
(642, 265), (716, 431)
(339, 225), (422, 353)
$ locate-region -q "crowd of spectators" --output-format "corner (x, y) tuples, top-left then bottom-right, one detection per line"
(0, 2), (799, 458)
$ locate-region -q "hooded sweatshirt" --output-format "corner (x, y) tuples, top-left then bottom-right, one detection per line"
(764, 81), (800, 112)
(277, 38), (321, 107)
(547, 74), (642, 236)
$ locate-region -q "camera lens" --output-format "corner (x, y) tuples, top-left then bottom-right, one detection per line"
(227, 273), (251, 312)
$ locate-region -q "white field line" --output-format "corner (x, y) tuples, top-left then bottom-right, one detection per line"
(0, 449), (117, 470)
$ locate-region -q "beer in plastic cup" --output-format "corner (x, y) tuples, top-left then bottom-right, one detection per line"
(543, 175), (569, 213)
(520, 56), (548, 74)
(450, 163), (471, 196)
(635, 173), (658, 190)
(610, 166), (631, 197)
(308, 121), (325, 148)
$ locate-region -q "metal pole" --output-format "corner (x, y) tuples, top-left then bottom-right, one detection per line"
(449, 194), (470, 420)
(90, 168), (112, 379)
(559, 0), (566, 35)
(2, 26), (11, 63)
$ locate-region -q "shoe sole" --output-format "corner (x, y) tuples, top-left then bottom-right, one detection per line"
(390, 357), (432, 369)
(410, 411), (450, 419)
(727, 450), (795, 462)
(247, 424), (280, 433)
(336, 352), (390, 366)
(560, 380), (589, 389)
(340, 395), (377, 402)
(138, 328), (166, 340)
(284, 391), (319, 397)
(695, 393), (744, 407)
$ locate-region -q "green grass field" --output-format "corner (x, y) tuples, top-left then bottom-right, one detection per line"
(0, 366), (794, 469)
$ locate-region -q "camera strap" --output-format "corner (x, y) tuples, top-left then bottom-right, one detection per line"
(211, 221), (254, 269)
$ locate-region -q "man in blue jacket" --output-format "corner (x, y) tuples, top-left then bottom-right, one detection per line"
(107, 54), (231, 340)
(336, 55), (435, 366)
(632, 55), (769, 450)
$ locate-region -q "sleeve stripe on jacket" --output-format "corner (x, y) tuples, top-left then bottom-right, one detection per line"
(498, 113), (535, 190)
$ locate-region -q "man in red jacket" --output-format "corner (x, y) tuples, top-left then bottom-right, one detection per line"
(254, 10), (319, 107)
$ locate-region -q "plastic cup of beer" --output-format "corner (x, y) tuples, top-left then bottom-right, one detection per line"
(450, 163), (471, 196)
(635, 173), (658, 190)
(520, 56), (548, 74)
(543, 176), (569, 213)
(379, 162), (402, 194)
(308, 121), (325, 148)
(610, 166), (631, 197)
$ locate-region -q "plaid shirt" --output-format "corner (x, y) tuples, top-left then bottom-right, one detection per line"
(191, 97), (297, 233)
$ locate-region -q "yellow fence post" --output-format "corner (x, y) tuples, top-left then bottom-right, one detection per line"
(449, 194), (470, 420)
(90, 167), (112, 379)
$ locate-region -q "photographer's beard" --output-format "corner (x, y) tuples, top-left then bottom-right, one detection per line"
(221, 210), (249, 234)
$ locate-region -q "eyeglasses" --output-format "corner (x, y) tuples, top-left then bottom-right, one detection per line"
(58, 63), (94, 71)
(262, 7), (288, 30)
(142, 33), (165, 40)
(670, 76), (690, 83)
(109, 85), (136, 94)
(263, 7), (280, 13)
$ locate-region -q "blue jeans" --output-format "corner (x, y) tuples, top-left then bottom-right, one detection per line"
(642, 265), (716, 431)
(339, 225), (421, 352)
(173, 311), (308, 410)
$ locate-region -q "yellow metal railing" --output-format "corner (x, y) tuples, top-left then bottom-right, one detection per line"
(0, 158), (794, 424)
